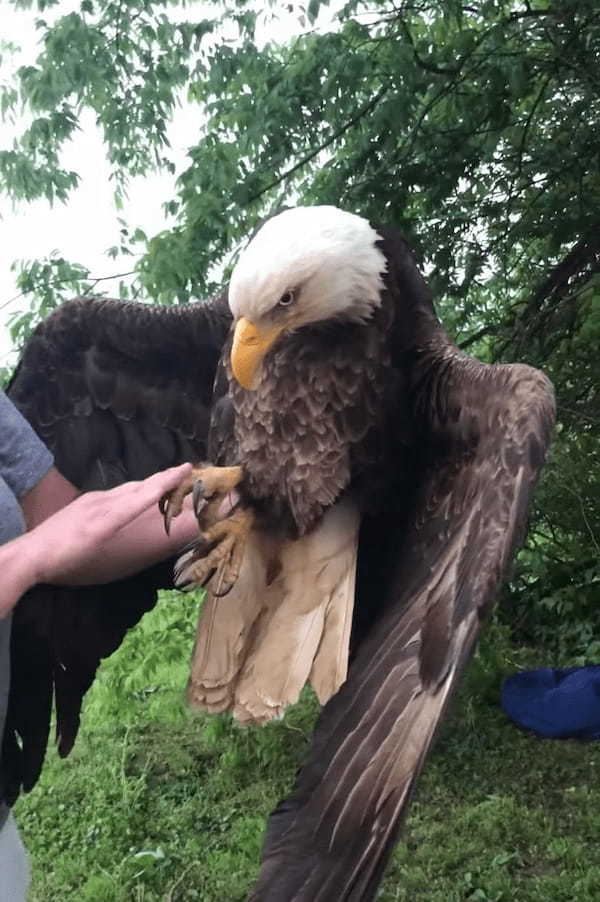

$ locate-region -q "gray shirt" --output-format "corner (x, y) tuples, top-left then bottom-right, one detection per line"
(0, 390), (54, 828)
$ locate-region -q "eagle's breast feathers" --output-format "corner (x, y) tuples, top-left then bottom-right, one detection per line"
(226, 314), (391, 536)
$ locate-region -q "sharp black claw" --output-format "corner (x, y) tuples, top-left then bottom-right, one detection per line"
(201, 567), (217, 588)
(213, 580), (235, 598)
(174, 542), (198, 583)
(192, 479), (208, 521)
(160, 491), (174, 534)
(159, 492), (172, 533)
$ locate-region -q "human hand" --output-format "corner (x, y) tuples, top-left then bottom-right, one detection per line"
(31, 463), (194, 585)
(1, 463), (193, 618)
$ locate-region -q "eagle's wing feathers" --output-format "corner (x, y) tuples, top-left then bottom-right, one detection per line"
(8, 295), (230, 486)
(3, 295), (230, 804)
(249, 358), (555, 902)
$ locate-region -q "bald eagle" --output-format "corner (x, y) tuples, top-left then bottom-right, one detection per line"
(3, 206), (554, 901)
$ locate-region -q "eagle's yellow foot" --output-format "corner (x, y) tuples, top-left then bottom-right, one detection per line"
(174, 506), (254, 597)
(160, 464), (244, 534)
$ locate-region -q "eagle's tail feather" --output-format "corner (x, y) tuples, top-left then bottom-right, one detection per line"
(186, 532), (266, 713)
(187, 499), (360, 724)
(234, 499), (360, 723)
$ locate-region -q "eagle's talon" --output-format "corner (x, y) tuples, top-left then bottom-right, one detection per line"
(159, 489), (178, 534)
(160, 472), (196, 534)
(212, 581), (235, 598)
(201, 567), (218, 588)
(160, 464), (245, 534)
(162, 496), (174, 535)
(192, 479), (210, 520)
(173, 507), (254, 593)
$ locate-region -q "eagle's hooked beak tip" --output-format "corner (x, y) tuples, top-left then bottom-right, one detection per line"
(231, 316), (284, 390)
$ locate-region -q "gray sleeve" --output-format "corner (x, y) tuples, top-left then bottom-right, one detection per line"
(0, 391), (54, 498)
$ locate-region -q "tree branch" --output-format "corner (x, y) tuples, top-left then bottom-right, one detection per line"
(496, 232), (600, 358)
(1, 270), (137, 311)
(396, 16), (461, 76)
(246, 86), (389, 205)
(524, 235), (600, 320)
(458, 324), (498, 350)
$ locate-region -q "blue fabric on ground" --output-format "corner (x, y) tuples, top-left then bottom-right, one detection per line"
(501, 666), (600, 740)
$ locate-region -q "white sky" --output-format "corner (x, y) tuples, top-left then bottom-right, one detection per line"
(0, 1), (343, 365)
(0, 105), (199, 365)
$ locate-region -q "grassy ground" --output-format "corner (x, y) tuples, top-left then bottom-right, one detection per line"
(14, 594), (600, 901)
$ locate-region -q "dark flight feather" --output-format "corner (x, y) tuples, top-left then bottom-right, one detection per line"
(2, 295), (230, 805)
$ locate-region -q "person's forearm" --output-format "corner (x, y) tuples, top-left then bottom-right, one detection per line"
(55, 499), (199, 586)
(0, 532), (42, 618)
(21, 466), (79, 530)
(0, 463), (195, 618)
(0, 501), (198, 612)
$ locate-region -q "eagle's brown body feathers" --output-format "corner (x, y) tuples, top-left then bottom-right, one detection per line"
(220, 311), (392, 537)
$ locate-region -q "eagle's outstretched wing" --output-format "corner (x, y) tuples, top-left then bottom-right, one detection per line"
(248, 296), (555, 897)
(2, 295), (230, 804)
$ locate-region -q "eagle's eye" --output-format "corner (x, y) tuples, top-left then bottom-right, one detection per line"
(278, 289), (295, 307)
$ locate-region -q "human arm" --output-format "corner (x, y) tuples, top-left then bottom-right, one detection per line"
(0, 462), (196, 619)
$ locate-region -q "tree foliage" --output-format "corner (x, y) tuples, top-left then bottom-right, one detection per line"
(2, 0), (599, 654)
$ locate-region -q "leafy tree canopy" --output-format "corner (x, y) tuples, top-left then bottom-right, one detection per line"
(2, 0), (599, 653)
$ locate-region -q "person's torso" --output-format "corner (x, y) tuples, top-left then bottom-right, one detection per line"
(0, 475), (27, 829)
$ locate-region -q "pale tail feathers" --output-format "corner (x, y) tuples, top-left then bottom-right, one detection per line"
(187, 499), (360, 724)
(186, 534), (266, 713)
(308, 545), (357, 706)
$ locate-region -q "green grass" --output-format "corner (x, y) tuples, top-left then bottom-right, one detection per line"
(14, 597), (600, 901)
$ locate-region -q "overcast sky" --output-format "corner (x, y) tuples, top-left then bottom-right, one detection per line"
(0, 2), (342, 365)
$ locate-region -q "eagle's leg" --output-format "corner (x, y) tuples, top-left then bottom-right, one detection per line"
(174, 506), (255, 597)
(160, 464), (244, 534)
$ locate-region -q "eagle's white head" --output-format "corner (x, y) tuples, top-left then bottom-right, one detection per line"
(228, 206), (387, 389)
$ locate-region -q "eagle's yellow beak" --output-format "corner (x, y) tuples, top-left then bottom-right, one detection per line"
(231, 317), (285, 390)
